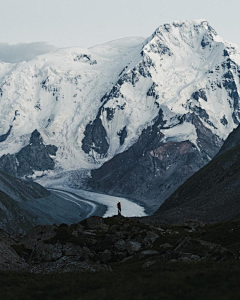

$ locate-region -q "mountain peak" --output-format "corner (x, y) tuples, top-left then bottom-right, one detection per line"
(1, 20), (240, 213)
(148, 19), (219, 53)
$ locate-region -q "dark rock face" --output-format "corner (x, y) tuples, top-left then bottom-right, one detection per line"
(89, 111), (222, 213)
(81, 112), (109, 157)
(0, 130), (57, 177)
(0, 126), (12, 142)
(220, 115), (228, 126)
(221, 59), (240, 124)
(74, 54), (97, 65)
(117, 126), (127, 146)
(191, 89), (207, 102)
(149, 125), (240, 224)
(216, 123), (240, 157)
(186, 113), (222, 160)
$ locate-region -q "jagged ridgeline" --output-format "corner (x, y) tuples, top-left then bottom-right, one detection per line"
(1, 20), (240, 209)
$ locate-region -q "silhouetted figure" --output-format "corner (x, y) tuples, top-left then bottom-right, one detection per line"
(117, 201), (121, 216)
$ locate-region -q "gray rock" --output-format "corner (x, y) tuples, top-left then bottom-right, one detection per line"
(139, 250), (159, 259)
(64, 244), (83, 258)
(99, 249), (112, 263)
(72, 224), (84, 237)
(115, 239), (127, 251)
(87, 216), (108, 230)
(126, 241), (141, 254)
(160, 243), (173, 249)
(178, 254), (201, 262)
(143, 231), (159, 245)
(0, 126), (12, 143)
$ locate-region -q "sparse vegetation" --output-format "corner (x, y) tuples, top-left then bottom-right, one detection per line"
(1, 261), (240, 300)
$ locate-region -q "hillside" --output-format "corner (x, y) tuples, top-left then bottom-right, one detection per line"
(150, 124), (240, 223)
(0, 171), (105, 234)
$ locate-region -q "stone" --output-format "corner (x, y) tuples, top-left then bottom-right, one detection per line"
(126, 241), (141, 254)
(139, 250), (159, 259)
(143, 231), (159, 245)
(86, 216), (108, 230)
(178, 254), (201, 262)
(159, 243), (173, 249)
(115, 239), (127, 251)
(99, 249), (112, 263)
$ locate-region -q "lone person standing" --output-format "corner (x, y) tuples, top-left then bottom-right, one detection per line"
(117, 201), (121, 216)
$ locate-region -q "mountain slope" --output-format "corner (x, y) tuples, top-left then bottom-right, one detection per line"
(0, 171), (103, 234)
(148, 124), (240, 223)
(0, 37), (146, 171)
(1, 20), (240, 208)
(0, 170), (50, 233)
(87, 20), (240, 209)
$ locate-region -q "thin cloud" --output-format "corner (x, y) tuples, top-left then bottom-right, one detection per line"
(0, 42), (56, 63)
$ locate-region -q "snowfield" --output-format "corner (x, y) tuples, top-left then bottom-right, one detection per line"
(1, 20), (240, 176)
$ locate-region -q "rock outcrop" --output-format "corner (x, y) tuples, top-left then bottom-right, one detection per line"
(1, 216), (239, 273)
(0, 130), (57, 177)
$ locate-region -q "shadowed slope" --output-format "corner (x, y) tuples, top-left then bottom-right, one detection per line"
(149, 125), (240, 223)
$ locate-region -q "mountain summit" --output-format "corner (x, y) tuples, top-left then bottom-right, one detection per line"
(1, 20), (240, 209)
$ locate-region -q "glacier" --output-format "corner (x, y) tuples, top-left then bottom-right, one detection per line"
(1, 20), (240, 209)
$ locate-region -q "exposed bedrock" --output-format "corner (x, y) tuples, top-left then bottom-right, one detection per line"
(89, 112), (223, 213)
(0, 130), (57, 177)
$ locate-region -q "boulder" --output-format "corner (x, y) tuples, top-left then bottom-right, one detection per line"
(115, 239), (127, 251)
(126, 241), (141, 254)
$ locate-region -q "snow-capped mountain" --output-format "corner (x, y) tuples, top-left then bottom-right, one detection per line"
(0, 36), (146, 173)
(1, 20), (240, 209)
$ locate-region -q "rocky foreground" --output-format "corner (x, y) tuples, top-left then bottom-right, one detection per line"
(1, 215), (240, 274)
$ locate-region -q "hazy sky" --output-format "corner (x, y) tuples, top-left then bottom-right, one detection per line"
(0, 0), (239, 49)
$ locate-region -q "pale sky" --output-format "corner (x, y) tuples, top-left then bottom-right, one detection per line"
(0, 0), (239, 54)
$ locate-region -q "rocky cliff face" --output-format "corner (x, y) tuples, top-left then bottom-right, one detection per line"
(89, 111), (219, 212)
(0, 130), (57, 177)
(148, 124), (240, 223)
